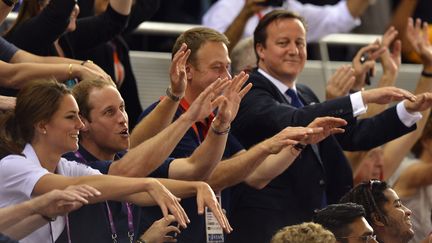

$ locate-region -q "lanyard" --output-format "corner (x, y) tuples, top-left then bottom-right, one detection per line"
(73, 151), (135, 243)
(179, 98), (215, 144)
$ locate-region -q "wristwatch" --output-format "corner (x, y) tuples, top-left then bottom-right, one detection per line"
(136, 238), (146, 243)
(2, 0), (18, 7)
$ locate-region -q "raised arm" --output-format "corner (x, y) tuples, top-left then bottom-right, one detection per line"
(9, 49), (112, 83)
(130, 44), (192, 145)
(243, 117), (346, 190)
(382, 18), (432, 181)
(111, 77), (229, 177)
(167, 73), (251, 180)
(223, 0), (266, 51)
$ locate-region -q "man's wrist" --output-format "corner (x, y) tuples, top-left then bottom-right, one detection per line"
(166, 87), (183, 102)
(211, 117), (230, 135)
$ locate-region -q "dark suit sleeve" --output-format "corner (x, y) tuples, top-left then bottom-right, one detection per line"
(69, 4), (129, 51)
(124, 0), (160, 34)
(233, 84), (354, 148)
(6, 0), (74, 50)
(336, 105), (417, 151)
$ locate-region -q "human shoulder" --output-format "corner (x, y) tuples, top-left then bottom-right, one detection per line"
(57, 158), (102, 176)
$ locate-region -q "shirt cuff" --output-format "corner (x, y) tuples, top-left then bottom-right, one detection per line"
(350, 91), (367, 117)
(396, 101), (422, 127)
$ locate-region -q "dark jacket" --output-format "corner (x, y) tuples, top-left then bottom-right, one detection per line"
(226, 69), (416, 243)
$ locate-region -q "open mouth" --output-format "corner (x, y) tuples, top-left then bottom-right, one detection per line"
(119, 128), (129, 137)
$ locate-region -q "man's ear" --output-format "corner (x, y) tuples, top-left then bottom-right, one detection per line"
(79, 114), (90, 132)
(256, 43), (265, 60)
(185, 63), (193, 81)
(371, 212), (385, 227)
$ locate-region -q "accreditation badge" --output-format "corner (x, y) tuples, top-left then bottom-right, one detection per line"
(205, 194), (224, 243)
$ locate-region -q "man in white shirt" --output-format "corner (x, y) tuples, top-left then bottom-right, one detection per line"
(203, 0), (374, 49)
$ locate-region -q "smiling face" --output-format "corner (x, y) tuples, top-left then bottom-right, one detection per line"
(256, 18), (307, 85)
(43, 94), (84, 154)
(186, 40), (231, 101)
(80, 86), (129, 160)
(381, 189), (414, 242)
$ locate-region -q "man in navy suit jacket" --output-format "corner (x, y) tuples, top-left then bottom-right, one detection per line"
(228, 10), (427, 243)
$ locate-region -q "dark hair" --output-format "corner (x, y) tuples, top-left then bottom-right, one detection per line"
(271, 222), (336, 243)
(72, 79), (116, 122)
(0, 79), (71, 158)
(313, 203), (366, 243)
(253, 10), (307, 62)
(172, 27), (229, 67)
(411, 113), (432, 158)
(339, 180), (390, 226)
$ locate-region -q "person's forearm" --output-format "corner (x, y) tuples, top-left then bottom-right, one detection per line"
(0, 200), (38, 231)
(34, 174), (158, 204)
(224, 9), (253, 51)
(1, 63), (85, 89)
(1, 215), (47, 240)
(390, 0), (418, 54)
(206, 144), (272, 192)
(383, 69), (432, 180)
(112, 110), (194, 177)
(244, 146), (300, 190)
(168, 128), (229, 181)
(109, 0), (133, 15)
(360, 74), (397, 119)
(346, 0), (371, 18)
(9, 50), (83, 65)
(124, 179), (201, 205)
(130, 97), (182, 147)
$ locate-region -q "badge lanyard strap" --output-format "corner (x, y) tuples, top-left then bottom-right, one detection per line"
(73, 151), (135, 243)
(179, 98), (215, 144)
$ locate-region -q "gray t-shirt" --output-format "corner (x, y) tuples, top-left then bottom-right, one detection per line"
(0, 37), (18, 62)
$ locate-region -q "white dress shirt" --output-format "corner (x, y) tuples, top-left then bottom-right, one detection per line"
(202, 0), (360, 42)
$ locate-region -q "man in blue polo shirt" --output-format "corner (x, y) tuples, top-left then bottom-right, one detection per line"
(138, 27), (347, 243)
(60, 49), (236, 242)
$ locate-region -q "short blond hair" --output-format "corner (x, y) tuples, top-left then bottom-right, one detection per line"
(271, 222), (336, 243)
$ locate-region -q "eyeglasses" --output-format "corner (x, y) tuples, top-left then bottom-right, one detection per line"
(337, 234), (378, 242)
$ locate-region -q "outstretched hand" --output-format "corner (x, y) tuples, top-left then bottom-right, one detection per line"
(380, 26), (401, 78)
(169, 43), (191, 98)
(184, 78), (230, 123)
(146, 179), (190, 229)
(195, 182), (233, 234)
(352, 43), (386, 90)
(32, 185), (101, 218)
(404, 92), (432, 113)
(260, 126), (321, 154)
(406, 18), (432, 67)
(325, 65), (355, 100)
(139, 215), (180, 243)
(301, 117), (347, 144)
(361, 87), (416, 105)
(214, 71), (251, 125)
